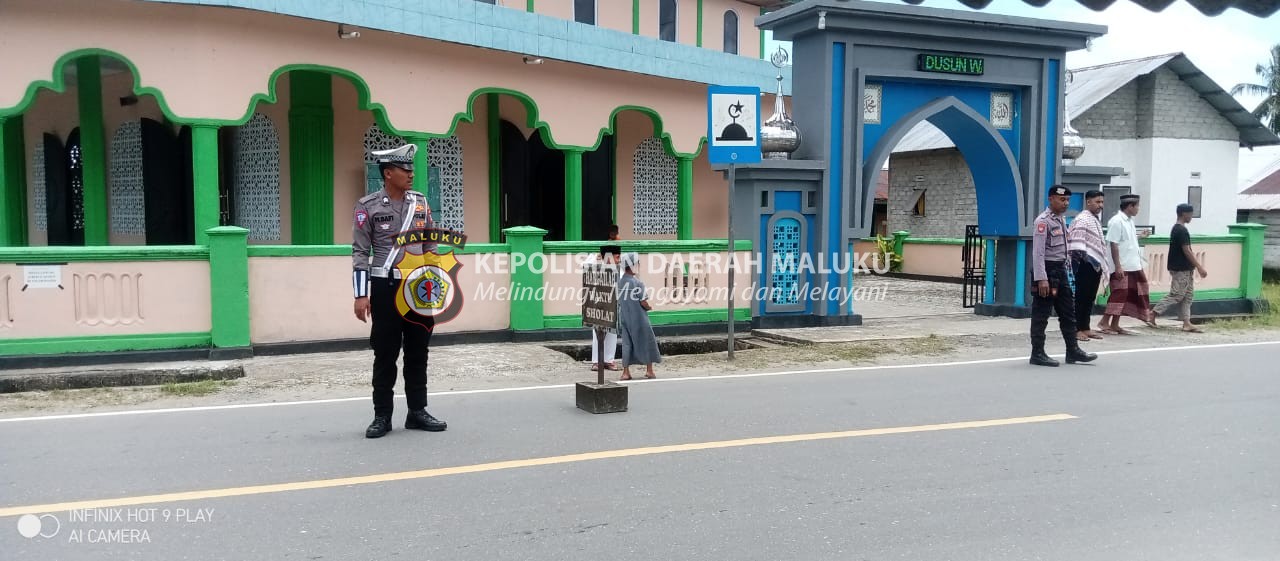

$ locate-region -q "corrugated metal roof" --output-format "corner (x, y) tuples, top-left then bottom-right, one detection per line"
(897, 0), (1279, 17)
(759, 1), (1279, 16)
(1065, 54), (1176, 120)
(1240, 152), (1280, 191)
(1237, 194), (1280, 210)
(1241, 168), (1280, 195)
(892, 53), (1280, 154)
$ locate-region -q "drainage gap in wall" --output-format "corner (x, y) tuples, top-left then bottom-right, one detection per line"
(546, 336), (762, 362)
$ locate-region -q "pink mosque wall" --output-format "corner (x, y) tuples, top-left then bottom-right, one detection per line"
(0, 261), (211, 338)
(0, 0), (713, 155)
(536, 0), (576, 21)
(458, 98), (492, 241)
(597, 0), (633, 34)
(247, 253), (511, 343)
(332, 76), (367, 246)
(703, 0), (760, 57)
(6, 0), (777, 249)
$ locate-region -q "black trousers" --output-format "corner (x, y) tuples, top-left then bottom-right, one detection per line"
(1071, 252), (1102, 332)
(370, 277), (434, 418)
(1031, 261), (1077, 352)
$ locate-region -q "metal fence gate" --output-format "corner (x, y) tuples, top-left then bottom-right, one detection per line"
(961, 225), (985, 308)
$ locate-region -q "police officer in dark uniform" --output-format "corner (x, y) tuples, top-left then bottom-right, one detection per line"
(1030, 185), (1098, 367)
(352, 143), (447, 438)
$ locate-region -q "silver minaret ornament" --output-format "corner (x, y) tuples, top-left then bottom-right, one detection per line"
(760, 46), (801, 160)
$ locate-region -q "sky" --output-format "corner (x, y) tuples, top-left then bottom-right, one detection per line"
(766, 0), (1276, 105)
(764, 0), (1280, 185)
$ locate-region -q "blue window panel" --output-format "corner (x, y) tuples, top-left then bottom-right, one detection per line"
(770, 217), (802, 305)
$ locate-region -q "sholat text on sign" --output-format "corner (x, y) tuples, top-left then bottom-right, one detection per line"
(582, 262), (619, 332)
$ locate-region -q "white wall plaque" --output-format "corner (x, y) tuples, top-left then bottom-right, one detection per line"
(23, 265), (63, 289)
(990, 92), (1014, 130)
(864, 84), (883, 125)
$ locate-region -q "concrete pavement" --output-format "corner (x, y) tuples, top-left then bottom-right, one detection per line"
(2, 341), (1277, 560)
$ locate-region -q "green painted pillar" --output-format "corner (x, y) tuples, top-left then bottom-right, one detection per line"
(504, 226), (547, 331)
(288, 71), (334, 245)
(410, 134), (430, 185)
(526, 0), (534, 12)
(191, 125), (221, 245)
(677, 155), (694, 240)
(208, 226), (251, 352)
(0, 116), (28, 247)
(488, 94), (502, 243)
(76, 56), (109, 246)
(696, 0), (704, 47)
(1228, 223), (1265, 300)
(564, 149), (583, 241)
(632, 0), (640, 34)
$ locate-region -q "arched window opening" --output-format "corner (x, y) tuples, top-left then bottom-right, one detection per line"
(723, 11), (739, 54)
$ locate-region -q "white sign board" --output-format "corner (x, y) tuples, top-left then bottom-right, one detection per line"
(706, 85), (761, 164)
(23, 265), (63, 289)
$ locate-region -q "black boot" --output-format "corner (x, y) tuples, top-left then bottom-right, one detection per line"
(1030, 349), (1059, 367)
(1030, 335), (1058, 367)
(365, 416), (392, 439)
(1066, 346), (1097, 364)
(406, 409), (447, 432)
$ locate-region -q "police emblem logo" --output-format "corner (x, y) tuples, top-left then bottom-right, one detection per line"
(355, 210), (368, 228)
(392, 227), (468, 327)
(1036, 222), (1046, 233)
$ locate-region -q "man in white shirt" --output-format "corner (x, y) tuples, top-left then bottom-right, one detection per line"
(1098, 194), (1156, 335)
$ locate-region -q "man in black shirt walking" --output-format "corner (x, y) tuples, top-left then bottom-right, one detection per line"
(1151, 204), (1208, 332)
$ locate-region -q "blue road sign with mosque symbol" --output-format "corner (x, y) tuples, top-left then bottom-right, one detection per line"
(707, 85), (761, 164)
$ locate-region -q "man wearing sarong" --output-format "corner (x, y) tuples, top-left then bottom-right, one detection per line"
(1067, 190), (1111, 342)
(1099, 193), (1155, 335)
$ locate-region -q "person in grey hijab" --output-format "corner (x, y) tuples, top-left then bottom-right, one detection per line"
(616, 252), (661, 380)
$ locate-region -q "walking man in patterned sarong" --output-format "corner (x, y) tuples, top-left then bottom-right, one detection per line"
(1098, 193), (1156, 335)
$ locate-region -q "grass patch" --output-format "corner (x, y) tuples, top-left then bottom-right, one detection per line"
(1210, 281), (1280, 330)
(159, 380), (233, 397)
(820, 335), (956, 363)
(903, 334), (957, 356)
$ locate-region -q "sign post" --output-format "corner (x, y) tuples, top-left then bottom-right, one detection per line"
(707, 85), (761, 360)
(577, 261), (627, 414)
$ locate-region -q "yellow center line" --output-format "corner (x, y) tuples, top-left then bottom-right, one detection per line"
(0, 413), (1075, 517)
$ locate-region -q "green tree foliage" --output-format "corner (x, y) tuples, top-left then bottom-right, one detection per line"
(1231, 44), (1280, 135)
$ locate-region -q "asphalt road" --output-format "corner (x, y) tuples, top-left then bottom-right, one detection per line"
(2, 342), (1277, 561)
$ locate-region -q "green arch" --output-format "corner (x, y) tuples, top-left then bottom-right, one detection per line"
(441, 88), (705, 158)
(0, 48), (403, 135)
(3, 48), (708, 157)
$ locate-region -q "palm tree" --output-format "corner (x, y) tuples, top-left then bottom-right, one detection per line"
(1232, 44), (1280, 135)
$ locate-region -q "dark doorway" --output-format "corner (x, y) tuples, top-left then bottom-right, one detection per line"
(140, 118), (194, 245)
(527, 130), (565, 241)
(582, 133), (614, 241)
(43, 132), (80, 246)
(498, 121), (568, 241)
(499, 120), (531, 233)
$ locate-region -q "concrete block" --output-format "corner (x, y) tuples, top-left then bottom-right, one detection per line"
(576, 381), (628, 414)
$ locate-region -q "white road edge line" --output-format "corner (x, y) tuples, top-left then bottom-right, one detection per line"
(2, 339), (1276, 424)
